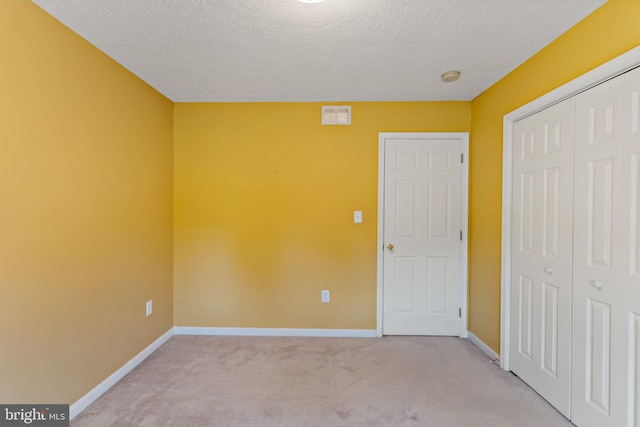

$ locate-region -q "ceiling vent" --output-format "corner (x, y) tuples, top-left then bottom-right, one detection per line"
(322, 106), (351, 125)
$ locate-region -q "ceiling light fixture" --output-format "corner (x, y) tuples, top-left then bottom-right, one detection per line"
(297, 0), (325, 3)
(441, 70), (461, 83)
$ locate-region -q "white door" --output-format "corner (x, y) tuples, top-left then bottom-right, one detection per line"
(622, 65), (640, 427)
(572, 66), (640, 427)
(381, 134), (464, 335)
(510, 98), (575, 418)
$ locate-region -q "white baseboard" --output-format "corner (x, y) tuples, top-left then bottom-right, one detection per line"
(173, 326), (377, 338)
(467, 331), (500, 362)
(70, 328), (174, 420)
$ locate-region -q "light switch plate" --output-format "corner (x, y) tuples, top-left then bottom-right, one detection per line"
(354, 210), (362, 224)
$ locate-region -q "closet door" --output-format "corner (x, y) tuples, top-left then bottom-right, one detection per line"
(622, 66), (640, 427)
(572, 66), (640, 427)
(510, 97), (574, 417)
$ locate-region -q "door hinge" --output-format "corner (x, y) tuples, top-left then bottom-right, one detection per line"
(461, 153), (464, 163)
(460, 230), (463, 241)
(459, 308), (462, 318)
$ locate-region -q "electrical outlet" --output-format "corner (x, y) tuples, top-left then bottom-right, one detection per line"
(146, 300), (153, 317)
(321, 290), (330, 303)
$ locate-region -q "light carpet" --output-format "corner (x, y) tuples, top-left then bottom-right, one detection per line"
(71, 336), (573, 427)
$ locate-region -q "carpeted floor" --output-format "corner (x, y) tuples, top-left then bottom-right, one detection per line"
(71, 336), (573, 427)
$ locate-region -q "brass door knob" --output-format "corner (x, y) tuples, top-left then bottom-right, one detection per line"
(387, 243), (394, 251)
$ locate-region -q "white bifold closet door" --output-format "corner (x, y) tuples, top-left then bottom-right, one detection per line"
(511, 65), (640, 426)
(510, 97), (575, 418)
(572, 66), (640, 427)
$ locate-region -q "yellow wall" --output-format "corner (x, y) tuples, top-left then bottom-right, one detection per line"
(469, 0), (640, 352)
(0, 2), (174, 404)
(174, 102), (470, 328)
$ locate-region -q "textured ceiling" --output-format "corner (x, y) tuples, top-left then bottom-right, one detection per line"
(32, 0), (606, 102)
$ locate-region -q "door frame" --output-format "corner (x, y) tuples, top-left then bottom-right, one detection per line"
(500, 46), (640, 371)
(376, 132), (470, 337)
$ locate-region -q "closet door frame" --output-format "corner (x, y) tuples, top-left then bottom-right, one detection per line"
(500, 45), (640, 371)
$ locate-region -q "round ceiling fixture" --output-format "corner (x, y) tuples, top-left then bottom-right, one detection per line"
(297, 0), (325, 3)
(441, 70), (461, 83)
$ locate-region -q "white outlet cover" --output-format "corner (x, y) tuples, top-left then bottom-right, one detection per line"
(146, 300), (153, 316)
(321, 290), (330, 303)
(354, 211), (362, 224)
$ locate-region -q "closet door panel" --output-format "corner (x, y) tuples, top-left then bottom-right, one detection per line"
(511, 97), (574, 418)
(623, 66), (640, 427)
(572, 71), (631, 427)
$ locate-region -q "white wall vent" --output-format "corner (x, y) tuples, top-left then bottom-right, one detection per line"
(322, 106), (351, 125)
